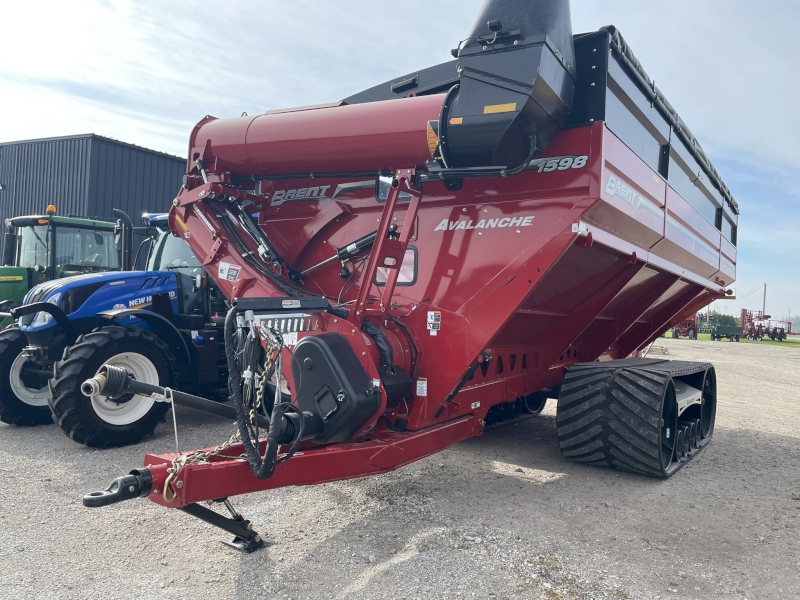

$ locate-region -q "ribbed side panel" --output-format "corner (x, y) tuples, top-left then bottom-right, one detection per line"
(0, 135), (185, 266)
(87, 137), (184, 222)
(0, 136), (92, 227)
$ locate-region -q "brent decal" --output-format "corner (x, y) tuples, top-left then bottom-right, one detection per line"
(604, 173), (662, 218)
(270, 185), (332, 206)
(433, 216), (534, 232)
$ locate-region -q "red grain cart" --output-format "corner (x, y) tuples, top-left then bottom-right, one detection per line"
(671, 313), (699, 340)
(85, 0), (737, 551)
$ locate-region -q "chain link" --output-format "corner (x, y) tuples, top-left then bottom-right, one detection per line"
(162, 328), (280, 503)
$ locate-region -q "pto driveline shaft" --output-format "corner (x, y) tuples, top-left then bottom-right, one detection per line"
(82, 366), (272, 429)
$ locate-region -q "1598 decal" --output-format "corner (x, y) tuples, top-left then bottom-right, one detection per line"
(528, 155), (588, 173)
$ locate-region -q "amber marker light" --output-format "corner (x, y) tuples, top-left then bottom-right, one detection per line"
(426, 121), (439, 158)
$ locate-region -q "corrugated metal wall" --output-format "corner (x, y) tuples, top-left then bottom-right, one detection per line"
(0, 136), (93, 227)
(87, 137), (185, 221)
(0, 134), (185, 265)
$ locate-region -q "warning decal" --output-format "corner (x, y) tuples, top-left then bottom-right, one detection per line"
(218, 262), (242, 282)
(427, 311), (441, 336)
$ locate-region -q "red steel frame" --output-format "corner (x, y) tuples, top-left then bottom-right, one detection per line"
(159, 118), (734, 507)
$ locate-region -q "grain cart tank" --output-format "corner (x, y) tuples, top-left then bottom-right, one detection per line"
(84, 0), (736, 552)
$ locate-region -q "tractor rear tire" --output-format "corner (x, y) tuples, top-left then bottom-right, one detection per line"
(48, 326), (176, 448)
(688, 329), (697, 340)
(0, 327), (53, 426)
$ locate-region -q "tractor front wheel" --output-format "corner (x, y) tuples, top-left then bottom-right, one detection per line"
(0, 327), (53, 426)
(48, 326), (176, 447)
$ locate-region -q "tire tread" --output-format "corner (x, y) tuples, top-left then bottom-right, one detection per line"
(48, 326), (176, 447)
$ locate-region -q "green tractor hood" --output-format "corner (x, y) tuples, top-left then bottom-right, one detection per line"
(0, 266), (30, 327)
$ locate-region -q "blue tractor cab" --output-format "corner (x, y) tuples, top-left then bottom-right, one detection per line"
(0, 214), (228, 446)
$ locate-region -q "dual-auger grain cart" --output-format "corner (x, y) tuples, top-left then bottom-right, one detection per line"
(84, 0), (737, 551)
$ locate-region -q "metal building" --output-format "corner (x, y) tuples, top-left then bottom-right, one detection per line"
(0, 134), (184, 241)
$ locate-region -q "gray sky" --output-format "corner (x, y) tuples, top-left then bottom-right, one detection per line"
(2, 0), (798, 318)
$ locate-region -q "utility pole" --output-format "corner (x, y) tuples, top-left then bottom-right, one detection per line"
(762, 283), (767, 316)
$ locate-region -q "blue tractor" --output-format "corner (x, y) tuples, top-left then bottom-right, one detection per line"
(0, 214), (228, 446)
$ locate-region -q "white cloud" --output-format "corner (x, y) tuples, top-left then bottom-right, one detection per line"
(1, 0), (798, 313)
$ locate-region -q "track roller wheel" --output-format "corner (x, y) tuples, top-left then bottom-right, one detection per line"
(675, 429), (686, 460)
(679, 425), (691, 457)
(680, 419), (699, 450)
(48, 326), (177, 448)
(699, 369), (717, 439)
(522, 392), (548, 415)
(485, 405), (499, 426)
(510, 398), (523, 419)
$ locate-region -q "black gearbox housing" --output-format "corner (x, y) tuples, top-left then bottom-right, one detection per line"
(292, 333), (380, 444)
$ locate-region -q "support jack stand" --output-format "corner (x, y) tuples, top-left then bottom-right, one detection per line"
(181, 499), (270, 553)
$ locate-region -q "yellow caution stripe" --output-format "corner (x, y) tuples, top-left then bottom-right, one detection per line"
(483, 102), (517, 115)
(174, 214), (188, 232)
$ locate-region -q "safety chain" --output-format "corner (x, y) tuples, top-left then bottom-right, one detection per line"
(162, 327), (281, 503)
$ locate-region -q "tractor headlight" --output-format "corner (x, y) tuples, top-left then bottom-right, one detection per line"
(31, 292), (62, 328)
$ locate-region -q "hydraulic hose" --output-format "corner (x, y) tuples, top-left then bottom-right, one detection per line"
(224, 306), (304, 479)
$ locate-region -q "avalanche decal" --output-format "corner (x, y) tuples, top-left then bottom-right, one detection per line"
(433, 216), (535, 232)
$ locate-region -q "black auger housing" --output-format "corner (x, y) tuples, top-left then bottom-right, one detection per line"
(442, 0), (576, 168)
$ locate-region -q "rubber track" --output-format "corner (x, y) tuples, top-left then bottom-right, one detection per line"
(556, 358), (712, 478)
(48, 326), (176, 448)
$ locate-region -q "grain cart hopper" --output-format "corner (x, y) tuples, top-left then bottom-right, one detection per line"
(84, 0), (736, 551)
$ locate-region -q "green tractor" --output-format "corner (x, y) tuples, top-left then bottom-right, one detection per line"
(1, 206), (139, 327)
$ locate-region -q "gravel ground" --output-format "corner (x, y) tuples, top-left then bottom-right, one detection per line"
(1, 337), (798, 600)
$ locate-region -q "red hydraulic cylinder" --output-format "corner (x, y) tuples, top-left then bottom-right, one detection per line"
(189, 93), (445, 177)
